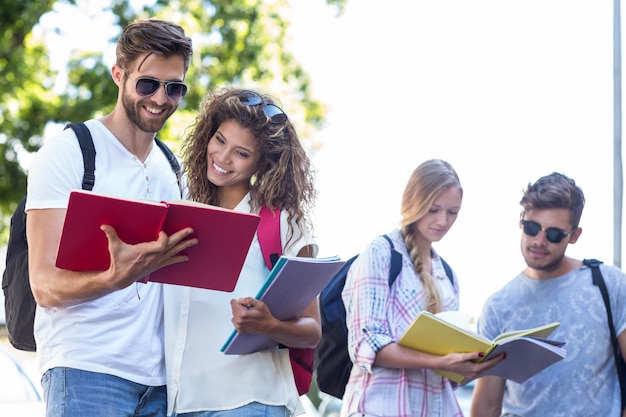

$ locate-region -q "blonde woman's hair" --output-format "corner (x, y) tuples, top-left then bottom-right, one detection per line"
(399, 159), (462, 313)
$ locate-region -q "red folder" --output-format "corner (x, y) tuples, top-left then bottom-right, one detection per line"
(56, 190), (260, 292)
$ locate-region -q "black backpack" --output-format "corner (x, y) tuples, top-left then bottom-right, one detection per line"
(1, 122), (180, 351)
(314, 234), (454, 399)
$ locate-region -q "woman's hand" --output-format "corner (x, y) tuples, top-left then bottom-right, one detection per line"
(230, 297), (277, 334)
(375, 343), (505, 381)
(436, 351), (505, 380)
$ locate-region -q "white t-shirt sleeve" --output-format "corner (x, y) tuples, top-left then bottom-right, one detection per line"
(26, 129), (84, 211)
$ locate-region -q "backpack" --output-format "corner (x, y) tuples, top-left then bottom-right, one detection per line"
(583, 258), (626, 411)
(314, 235), (454, 399)
(1, 122), (181, 352)
(257, 206), (315, 396)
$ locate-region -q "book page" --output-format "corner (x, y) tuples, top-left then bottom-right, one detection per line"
(480, 336), (566, 383)
(492, 322), (560, 344)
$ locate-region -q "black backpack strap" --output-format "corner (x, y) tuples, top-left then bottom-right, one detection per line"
(63, 124), (180, 193)
(380, 234), (454, 289)
(440, 257), (455, 287)
(65, 122), (96, 191)
(155, 138), (181, 177)
(381, 234), (402, 286)
(584, 258), (626, 409)
(155, 138), (182, 196)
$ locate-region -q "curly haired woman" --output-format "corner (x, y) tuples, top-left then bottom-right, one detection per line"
(164, 87), (319, 417)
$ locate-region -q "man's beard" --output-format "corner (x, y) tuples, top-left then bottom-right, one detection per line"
(122, 87), (176, 133)
(523, 247), (565, 272)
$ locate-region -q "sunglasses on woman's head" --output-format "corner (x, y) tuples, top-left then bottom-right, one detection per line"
(521, 219), (574, 244)
(124, 70), (188, 100)
(238, 90), (288, 124)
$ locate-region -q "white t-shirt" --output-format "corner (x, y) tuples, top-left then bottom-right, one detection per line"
(164, 195), (318, 416)
(26, 119), (181, 386)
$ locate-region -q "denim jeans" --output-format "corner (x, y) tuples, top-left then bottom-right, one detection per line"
(175, 401), (290, 417)
(42, 367), (166, 417)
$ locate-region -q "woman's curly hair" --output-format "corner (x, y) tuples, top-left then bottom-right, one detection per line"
(181, 86), (317, 248)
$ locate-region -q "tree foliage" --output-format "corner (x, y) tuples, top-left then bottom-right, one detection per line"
(1, 0), (57, 213)
(0, 0), (344, 240)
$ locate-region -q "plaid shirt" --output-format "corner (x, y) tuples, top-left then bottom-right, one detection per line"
(341, 230), (463, 417)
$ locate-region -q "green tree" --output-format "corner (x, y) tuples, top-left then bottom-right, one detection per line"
(1, 0), (57, 219)
(0, 0), (345, 241)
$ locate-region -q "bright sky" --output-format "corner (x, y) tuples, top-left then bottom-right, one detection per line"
(288, 0), (618, 318)
(30, 0), (621, 319)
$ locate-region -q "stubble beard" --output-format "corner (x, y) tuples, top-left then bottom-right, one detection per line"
(122, 86), (176, 133)
(522, 246), (565, 273)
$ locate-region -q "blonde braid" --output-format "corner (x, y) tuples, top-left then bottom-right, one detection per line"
(401, 225), (441, 313)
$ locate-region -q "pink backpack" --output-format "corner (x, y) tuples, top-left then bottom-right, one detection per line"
(257, 206), (314, 396)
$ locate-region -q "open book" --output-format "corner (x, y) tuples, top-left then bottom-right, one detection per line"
(55, 190), (260, 292)
(397, 311), (566, 384)
(221, 256), (346, 355)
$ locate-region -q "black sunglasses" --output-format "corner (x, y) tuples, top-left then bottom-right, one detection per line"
(238, 90), (288, 124)
(124, 70), (187, 100)
(521, 220), (574, 244)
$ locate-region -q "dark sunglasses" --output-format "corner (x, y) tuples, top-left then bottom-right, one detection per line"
(521, 220), (574, 244)
(124, 70), (187, 100)
(238, 90), (288, 124)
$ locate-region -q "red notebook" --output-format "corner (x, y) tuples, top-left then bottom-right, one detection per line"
(56, 190), (260, 292)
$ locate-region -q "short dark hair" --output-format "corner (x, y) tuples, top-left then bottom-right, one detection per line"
(520, 172), (585, 227)
(116, 19), (193, 74)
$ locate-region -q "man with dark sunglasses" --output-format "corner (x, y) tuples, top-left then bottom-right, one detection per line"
(25, 19), (195, 417)
(471, 172), (626, 417)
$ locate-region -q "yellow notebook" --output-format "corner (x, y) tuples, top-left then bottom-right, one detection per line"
(398, 311), (564, 384)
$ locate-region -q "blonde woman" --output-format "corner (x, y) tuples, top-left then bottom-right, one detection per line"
(340, 159), (503, 417)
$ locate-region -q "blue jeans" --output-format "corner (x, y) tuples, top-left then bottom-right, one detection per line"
(41, 367), (166, 417)
(175, 402), (290, 417)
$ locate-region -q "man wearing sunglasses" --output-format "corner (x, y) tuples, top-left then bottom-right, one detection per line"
(25, 19), (195, 417)
(471, 172), (626, 417)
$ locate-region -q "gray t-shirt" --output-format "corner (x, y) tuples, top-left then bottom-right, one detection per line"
(478, 263), (626, 417)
